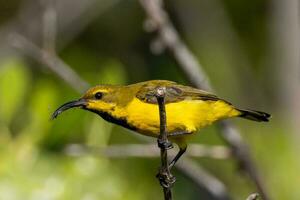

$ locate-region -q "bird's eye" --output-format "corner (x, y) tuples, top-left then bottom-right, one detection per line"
(94, 92), (103, 99)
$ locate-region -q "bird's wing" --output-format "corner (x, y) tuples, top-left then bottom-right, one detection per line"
(136, 82), (224, 104)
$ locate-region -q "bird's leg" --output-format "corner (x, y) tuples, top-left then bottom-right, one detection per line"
(157, 138), (173, 150)
(168, 146), (187, 169)
(167, 131), (191, 169)
(168, 131), (192, 137)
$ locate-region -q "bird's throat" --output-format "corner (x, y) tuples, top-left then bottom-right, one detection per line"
(88, 109), (137, 132)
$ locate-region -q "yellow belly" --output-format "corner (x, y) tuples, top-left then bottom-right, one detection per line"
(124, 98), (240, 137)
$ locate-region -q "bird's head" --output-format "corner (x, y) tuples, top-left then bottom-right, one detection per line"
(51, 85), (120, 119)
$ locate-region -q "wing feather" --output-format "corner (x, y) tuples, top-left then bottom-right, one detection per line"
(135, 81), (223, 104)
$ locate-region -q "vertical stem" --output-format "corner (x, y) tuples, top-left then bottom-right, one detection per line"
(156, 87), (173, 200)
(157, 95), (169, 169)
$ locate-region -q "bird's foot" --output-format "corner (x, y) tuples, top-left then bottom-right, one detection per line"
(156, 168), (176, 188)
(157, 138), (173, 150)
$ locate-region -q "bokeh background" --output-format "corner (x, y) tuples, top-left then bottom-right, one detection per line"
(0, 0), (299, 199)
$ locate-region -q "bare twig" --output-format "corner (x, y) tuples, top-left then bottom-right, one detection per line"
(9, 33), (89, 93)
(155, 87), (174, 200)
(1, 0), (120, 50)
(140, 0), (211, 90)
(8, 1), (89, 92)
(139, 0), (269, 199)
(218, 122), (266, 199)
(64, 144), (231, 159)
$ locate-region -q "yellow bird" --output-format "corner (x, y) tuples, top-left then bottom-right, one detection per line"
(52, 80), (270, 168)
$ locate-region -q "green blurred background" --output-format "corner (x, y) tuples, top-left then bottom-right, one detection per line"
(0, 0), (299, 199)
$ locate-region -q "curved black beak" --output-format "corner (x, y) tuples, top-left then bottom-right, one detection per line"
(51, 99), (87, 120)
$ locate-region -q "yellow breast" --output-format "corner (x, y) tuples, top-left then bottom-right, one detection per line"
(124, 98), (240, 137)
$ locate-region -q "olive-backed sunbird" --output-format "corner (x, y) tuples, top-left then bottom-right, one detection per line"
(52, 80), (270, 168)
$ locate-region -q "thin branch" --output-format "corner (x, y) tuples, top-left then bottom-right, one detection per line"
(218, 122), (266, 199)
(139, 0), (269, 199)
(9, 33), (89, 93)
(64, 144), (231, 159)
(139, 0), (211, 91)
(1, 0), (120, 51)
(155, 87), (174, 200)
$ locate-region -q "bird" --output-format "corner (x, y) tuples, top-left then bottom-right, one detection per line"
(52, 80), (270, 168)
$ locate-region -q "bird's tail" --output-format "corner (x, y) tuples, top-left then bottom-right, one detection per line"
(237, 109), (271, 122)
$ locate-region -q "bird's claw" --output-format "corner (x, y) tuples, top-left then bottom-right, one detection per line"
(156, 168), (176, 188)
(157, 138), (173, 150)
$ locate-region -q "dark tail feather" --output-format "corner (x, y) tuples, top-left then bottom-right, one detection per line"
(237, 109), (271, 122)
